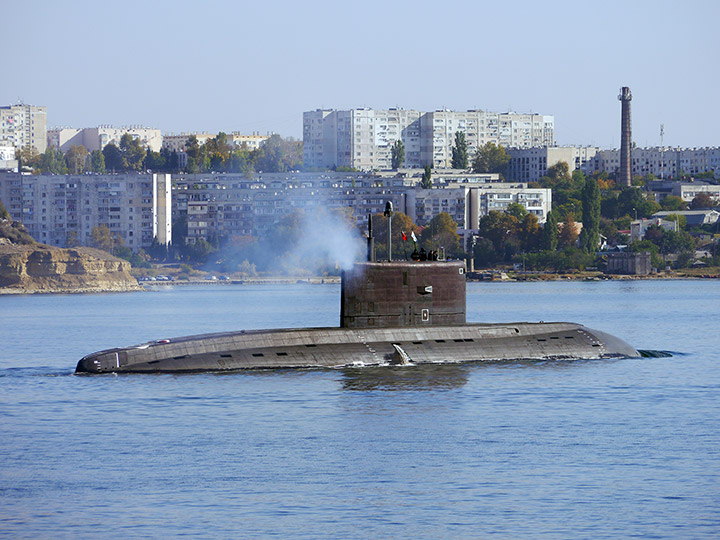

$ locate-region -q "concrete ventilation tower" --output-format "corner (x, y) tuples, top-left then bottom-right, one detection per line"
(618, 86), (633, 187)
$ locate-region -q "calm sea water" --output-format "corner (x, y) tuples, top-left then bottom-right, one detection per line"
(1, 280), (719, 539)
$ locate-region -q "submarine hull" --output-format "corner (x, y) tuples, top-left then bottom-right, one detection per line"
(76, 322), (639, 374)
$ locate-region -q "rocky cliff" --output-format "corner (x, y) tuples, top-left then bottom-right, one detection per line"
(0, 245), (143, 294)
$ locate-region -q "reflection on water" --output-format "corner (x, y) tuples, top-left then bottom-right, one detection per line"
(341, 363), (470, 391)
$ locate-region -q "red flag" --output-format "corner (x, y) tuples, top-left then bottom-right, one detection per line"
(402, 231), (407, 241)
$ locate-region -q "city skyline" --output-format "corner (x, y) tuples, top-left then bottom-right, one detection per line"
(2, 0), (718, 149)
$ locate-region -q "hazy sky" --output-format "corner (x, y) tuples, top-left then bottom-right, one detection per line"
(3, 0), (718, 149)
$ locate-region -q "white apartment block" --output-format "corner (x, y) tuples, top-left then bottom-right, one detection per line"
(0, 104), (47, 153)
(0, 146), (15, 161)
(0, 172), (171, 251)
(173, 173), (551, 252)
(646, 179), (720, 204)
(229, 132), (272, 150)
(506, 146), (598, 182)
(161, 132), (271, 154)
(585, 147), (720, 180)
(162, 133), (217, 153)
(48, 126), (162, 153)
(304, 108), (554, 171)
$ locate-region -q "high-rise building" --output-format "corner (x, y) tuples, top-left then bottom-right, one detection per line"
(506, 146), (599, 182)
(0, 172), (171, 251)
(161, 132), (273, 153)
(0, 103), (47, 153)
(585, 147), (720, 180)
(303, 108), (554, 170)
(47, 126), (162, 153)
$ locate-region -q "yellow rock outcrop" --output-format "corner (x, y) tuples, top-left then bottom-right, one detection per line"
(0, 245), (142, 294)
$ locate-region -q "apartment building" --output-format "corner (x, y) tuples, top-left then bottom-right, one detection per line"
(585, 147), (720, 179)
(174, 172), (410, 242)
(506, 146), (599, 182)
(162, 132), (272, 153)
(646, 179), (720, 204)
(303, 108), (554, 170)
(229, 132), (272, 150)
(174, 172), (551, 250)
(0, 103), (47, 153)
(0, 172), (171, 251)
(48, 126), (162, 153)
(2, 169), (551, 253)
(162, 133), (217, 153)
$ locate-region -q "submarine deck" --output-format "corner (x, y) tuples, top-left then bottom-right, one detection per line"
(76, 322), (639, 374)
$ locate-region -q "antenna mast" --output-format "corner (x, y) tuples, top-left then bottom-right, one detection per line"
(660, 124), (665, 180)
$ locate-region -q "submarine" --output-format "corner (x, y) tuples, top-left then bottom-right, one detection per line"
(76, 204), (638, 374)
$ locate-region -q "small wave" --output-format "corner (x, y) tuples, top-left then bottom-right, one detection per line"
(0, 367), (75, 378)
(638, 350), (675, 358)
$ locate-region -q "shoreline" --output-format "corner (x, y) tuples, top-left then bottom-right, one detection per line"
(2, 271), (717, 295)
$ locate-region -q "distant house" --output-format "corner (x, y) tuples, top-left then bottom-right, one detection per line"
(651, 210), (719, 227)
(630, 218), (677, 242)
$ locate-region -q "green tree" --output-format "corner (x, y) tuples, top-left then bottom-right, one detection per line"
(617, 187), (660, 218)
(473, 237), (499, 268)
(90, 225), (115, 253)
(90, 149), (106, 173)
(472, 142), (509, 176)
(254, 135), (302, 172)
(451, 131), (468, 169)
(504, 202), (528, 221)
(541, 210), (559, 251)
(559, 213), (579, 248)
(660, 231), (695, 253)
(205, 132), (232, 171)
(579, 177), (601, 252)
(184, 134), (201, 173)
(420, 165), (433, 189)
(391, 140), (405, 169)
(65, 145), (89, 174)
(545, 162), (572, 185)
(661, 195), (687, 211)
(65, 230), (80, 248)
(119, 133), (145, 171)
(371, 211), (419, 260)
(477, 210), (520, 259)
(15, 146), (40, 172)
(143, 149), (166, 171)
(103, 143), (124, 172)
(663, 213), (687, 229)
(690, 192), (716, 209)
(420, 212), (461, 257)
(518, 212), (541, 252)
(37, 147), (68, 174)
(537, 163), (585, 209)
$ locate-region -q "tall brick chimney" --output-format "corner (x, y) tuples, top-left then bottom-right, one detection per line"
(618, 86), (632, 187)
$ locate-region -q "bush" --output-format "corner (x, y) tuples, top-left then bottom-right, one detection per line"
(523, 247), (596, 272)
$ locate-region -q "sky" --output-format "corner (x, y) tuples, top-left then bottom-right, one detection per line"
(3, 0), (718, 149)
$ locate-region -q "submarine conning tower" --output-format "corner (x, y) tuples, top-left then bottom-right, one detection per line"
(342, 207), (467, 329)
(340, 260), (467, 328)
